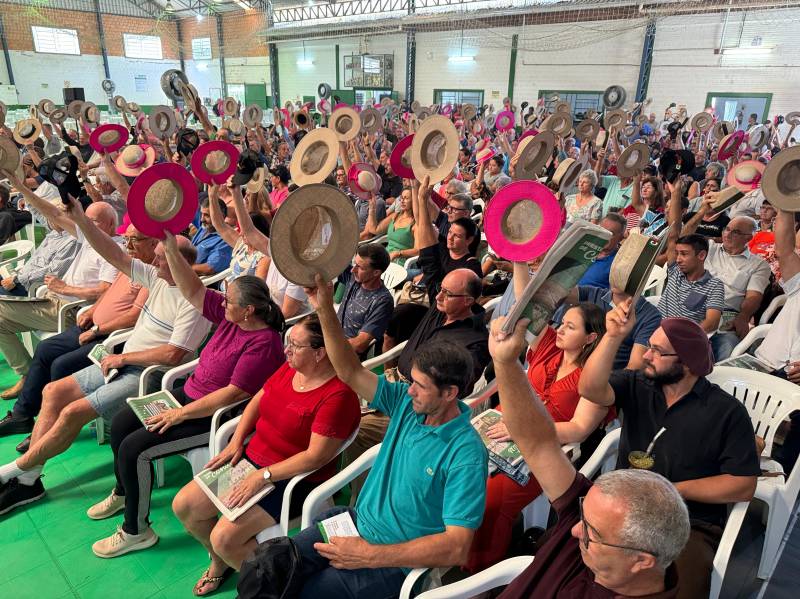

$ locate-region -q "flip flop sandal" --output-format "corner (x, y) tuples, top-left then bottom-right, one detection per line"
(192, 566), (233, 596)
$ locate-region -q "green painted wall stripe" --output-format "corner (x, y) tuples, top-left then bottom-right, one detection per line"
(335, 44), (340, 89)
(508, 34), (518, 102)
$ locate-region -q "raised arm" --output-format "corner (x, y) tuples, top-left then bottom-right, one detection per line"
(339, 141), (352, 175)
(629, 173), (645, 217)
(555, 398), (610, 445)
(665, 178), (684, 264)
(775, 209), (800, 282)
(306, 274), (378, 401)
(101, 153), (130, 200)
(230, 183), (269, 256)
(414, 176), (438, 250)
(66, 196), (132, 277)
(162, 231), (207, 312)
(2, 169), (76, 236)
(207, 184), (240, 248)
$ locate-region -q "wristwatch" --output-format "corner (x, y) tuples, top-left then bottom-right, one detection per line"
(91, 324), (101, 337)
(262, 467), (272, 482)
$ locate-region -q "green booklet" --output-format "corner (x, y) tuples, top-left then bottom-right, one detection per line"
(317, 511), (360, 542)
(471, 409), (524, 466)
(88, 343), (119, 384)
(194, 460), (274, 522)
(126, 390), (182, 427)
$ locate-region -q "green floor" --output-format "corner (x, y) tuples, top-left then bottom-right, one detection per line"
(0, 360), (240, 599)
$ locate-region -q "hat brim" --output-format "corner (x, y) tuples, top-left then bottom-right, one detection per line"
(719, 131), (745, 161)
(410, 115), (459, 184)
(190, 140), (240, 185)
(270, 183), (359, 286)
(575, 119), (600, 142)
(725, 160), (765, 193)
(290, 127), (339, 186)
(389, 135), (415, 179)
(616, 142), (651, 178)
(0, 137), (21, 173)
(127, 163), (199, 239)
(762, 146), (800, 211)
(329, 107), (362, 142)
(348, 162), (381, 200)
(89, 124), (130, 154)
(360, 107), (384, 134)
(483, 180), (562, 261)
(115, 145), (157, 177)
(149, 107), (178, 139)
(13, 119), (43, 145)
(246, 168), (267, 194)
(514, 131), (556, 181)
(495, 111), (515, 132)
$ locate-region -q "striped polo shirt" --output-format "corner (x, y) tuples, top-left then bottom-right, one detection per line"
(657, 262), (726, 324)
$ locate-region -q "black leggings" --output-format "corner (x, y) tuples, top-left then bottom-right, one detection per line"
(110, 386), (213, 535)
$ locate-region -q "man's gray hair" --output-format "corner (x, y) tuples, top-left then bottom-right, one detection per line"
(578, 169), (598, 189)
(451, 192), (473, 212)
(594, 469), (690, 570)
(602, 211), (627, 232)
(706, 161), (726, 180)
(447, 179), (469, 195)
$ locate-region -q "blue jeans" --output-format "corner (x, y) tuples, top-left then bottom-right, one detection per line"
(13, 324), (99, 419)
(293, 506), (407, 599)
(0, 284), (28, 297)
(710, 331), (741, 362)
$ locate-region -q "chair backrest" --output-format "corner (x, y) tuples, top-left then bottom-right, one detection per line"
(759, 294), (787, 325)
(382, 262), (409, 292)
(643, 264), (667, 296)
(707, 366), (800, 456)
(644, 294), (661, 307)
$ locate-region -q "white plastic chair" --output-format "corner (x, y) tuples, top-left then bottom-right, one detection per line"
(408, 555), (534, 599)
(729, 324), (772, 358)
(382, 262), (408, 289)
(642, 264), (666, 296)
(200, 267), (232, 287)
(758, 295), (787, 325)
(0, 239), (34, 274)
(644, 294), (661, 307)
(404, 256), (419, 272)
(706, 366), (800, 579)
(577, 426), (748, 599)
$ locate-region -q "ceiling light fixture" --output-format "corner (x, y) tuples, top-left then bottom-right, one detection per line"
(233, 0), (252, 10)
(164, 0), (175, 13)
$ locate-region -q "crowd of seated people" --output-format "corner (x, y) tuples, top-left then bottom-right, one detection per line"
(0, 92), (798, 599)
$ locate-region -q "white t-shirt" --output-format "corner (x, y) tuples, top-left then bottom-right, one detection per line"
(705, 242), (772, 313)
(123, 259), (212, 354)
(265, 262), (308, 311)
(58, 229), (121, 301)
(756, 271), (800, 369)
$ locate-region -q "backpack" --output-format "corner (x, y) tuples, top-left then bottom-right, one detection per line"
(237, 537), (303, 599)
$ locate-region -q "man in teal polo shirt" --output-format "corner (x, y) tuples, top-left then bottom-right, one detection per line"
(594, 146), (634, 215)
(287, 275), (487, 599)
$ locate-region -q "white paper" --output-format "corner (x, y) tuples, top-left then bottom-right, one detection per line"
(318, 511), (360, 542)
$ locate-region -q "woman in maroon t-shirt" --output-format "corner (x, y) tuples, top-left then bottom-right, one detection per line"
(173, 314), (360, 596)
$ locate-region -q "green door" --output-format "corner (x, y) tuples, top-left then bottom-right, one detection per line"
(244, 83), (268, 109)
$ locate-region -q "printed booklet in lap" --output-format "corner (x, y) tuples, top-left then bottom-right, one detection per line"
(471, 409), (530, 485)
(126, 390), (183, 426)
(194, 460), (274, 521)
(317, 511), (360, 542)
(88, 343), (119, 383)
(716, 354), (775, 373)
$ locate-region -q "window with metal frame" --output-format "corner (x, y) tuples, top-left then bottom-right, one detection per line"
(538, 90), (603, 118)
(191, 37), (212, 60)
(433, 90), (484, 107)
(31, 26), (80, 55)
(123, 34), (163, 60)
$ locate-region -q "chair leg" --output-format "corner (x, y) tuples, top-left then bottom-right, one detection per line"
(757, 496), (790, 579)
(96, 417), (105, 445)
(154, 458), (165, 488)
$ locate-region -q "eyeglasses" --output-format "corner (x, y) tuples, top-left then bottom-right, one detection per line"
(722, 227), (751, 237)
(444, 204), (469, 214)
(285, 340), (313, 352)
(644, 343), (679, 358)
(578, 497), (659, 557)
(123, 236), (149, 247)
(437, 288), (470, 300)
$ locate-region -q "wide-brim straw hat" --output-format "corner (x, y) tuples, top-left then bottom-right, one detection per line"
(293, 111), (311, 129)
(542, 112), (573, 138)
(462, 104), (477, 122)
(149, 105), (178, 139)
(178, 82), (200, 111)
(514, 131), (556, 181)
(409, 115), (459, 184)
(317, 83), (332, 99)
(224, 118), (246, 137)
(762, 145), (800, 211)
(246, 167), (268, 194)
(389, 134), (415, 179)
(127, 162), (198, 239)
(223, 97), (238, 117)
(360, 106), (384, 134)
(495, 110), (515, 132)
(748, 125), (770, 151)
(269, 183), (359, 286)
(691, 112), (714, 133)
(476, 147), (497, 164)
(89, 123), (129, 154)
(329, 106), (361, 142)
(0, 101), (6, 126)
(190, 140), (240, 185)
(575, 119), (601, 143)
(410, 100), (422, 114)
(48, 108), (67, 125)
(554, 101), (571, 114)
(112, 95), (128, 112)
(786, 112), (800, 127)
(115, 144), (157, 177)
(719, 130), (746, 161)
(37, 99), (56, 117)
(603, 85), (626, 109)
(81, 103), (101, 124)
(604, 109), (626, 131)
(66, 100), (84, 120)
(13, 118), (43, 145)
(127, 102), (141, 114)
(712, 121), (734, 141)
(160, 69), (189, 102)
(726, 160), (765, 193)
(0, 136), (21, 173)
(290, 127), (339, 186)
(348, 162), (382, 200)
(616, 142), (652, 178)
(242, 104), (264, 129)
(552, 157), (584, 192)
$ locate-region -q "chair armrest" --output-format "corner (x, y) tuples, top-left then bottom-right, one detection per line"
(464, 379), (497, 416)
(579, 428), (621, 479)
(102, 329), (134, 352)
(407, 555), (536, 599)
(161, 357), (200, 391)
(711, 501), (748, 597)
(300, 443), (382, 529)
(361, 341), (408, 370)
(285, 310), (314, 328)
(208, 398), (251, 455)
(58, 300), (89, 333)
(212, 415), (243, 457)
(201, 267), (232, 287)
(35, 284), (47, 298)
(138, 364), (171, 396)
(728, 324), (772, 358)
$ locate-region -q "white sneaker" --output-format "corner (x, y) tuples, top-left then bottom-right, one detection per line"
(92, 525), (159, 558)
(86, 491), (125, 520)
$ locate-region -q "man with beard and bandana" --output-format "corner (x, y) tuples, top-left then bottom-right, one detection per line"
(578, 305), (759, 599)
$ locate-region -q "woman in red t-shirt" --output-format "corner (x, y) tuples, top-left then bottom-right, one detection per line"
(466, 302), (610, 573)
(173, 314), (360, 595)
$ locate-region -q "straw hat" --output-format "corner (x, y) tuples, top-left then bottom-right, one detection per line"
(786, 112), (800, 127)
(554, 101), (571, 114)
(112, 95), (128, 112)
(65, 100), (84, 120)
(360, 106), (383, 134)
(37, 99), (56, 117)
(472, 120), (486, 137)
(242, 104), (264, 129)
(495, 110), (515, 132)
(514, 131), (555, 181)
(224, 118), (246, 137)
(127, 102), (141, 114)
(317, 83), (332, 99)
(115, 144), (157, 177)
(622, 124), (638, 139)
(190, 140), (240, 185)
(552, 157), (584, 192)
(81, 102), (101, 124)
(0, 101), (6, 126)
(89, 123), (129, 154)
(178, 82), (200, 111)
(484, 114), (496, 130)
(149, 106), (178, 139)
(726, 160), (765, 193)
(762, 145), (800, 211)
(691, 112), (714, 133)
(603, 109), (626, 131)
(711, 121), (734, 142)
(317, 99), (331, 114)
(476, 147), (497, 164)
(748, 125), (770, 151)
(718, 130), (746, 161)
(416, 107), (432, 121)
(380, 96), (393, 107)
(48, 108), (67, 125)
(575, 119), (600, 142)
(409, 115), (459, 184)
(223, 97), (238, 117)
(290, 127), (339, 186)
(13, 118), (43, 145)
(616, 142), (651, 178)
(293, 110), (311, 130)
(542, 112), (573, 138)
(603, 85), (626, 109)
(270, 183), (359, 286)
(389, 134), (415, 179)
(246, 167), (267, 194)
(410, 100), (422, 114)
(462, 104), (477, 122)
(0, 136), (21, 174)
(348, 162), (382, 200)
(127, 162), (198, 239)
(474, 137), (491, 153)
(160, 69), (189, 102)
(329, 106), (361, 141)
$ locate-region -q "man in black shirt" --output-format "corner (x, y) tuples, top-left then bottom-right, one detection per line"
(580, 304), (759, 599)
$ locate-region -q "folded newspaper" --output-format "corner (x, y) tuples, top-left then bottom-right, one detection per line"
(126, 390), (182, 427)
(471, 409), (530, 485)
(609, 231), (667, 301)
(716, 354), (775, 373)
(88, 343), (119, 384)
(502, 219), (613, 336)
(194, 460), (275, 521)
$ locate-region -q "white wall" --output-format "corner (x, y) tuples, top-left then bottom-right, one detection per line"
(106, 56), (181, 106)
(184, 58), (224, 101)
(11, 50), (107, 105)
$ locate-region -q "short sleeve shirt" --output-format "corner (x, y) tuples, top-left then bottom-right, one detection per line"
(577, 251), (616, 289)
(600, 175), (633, 216)
(355, 376), (488, 547)
(59, 229), (121, 300)
(705, 242), (772, 312)
(191, 228), (233, 274)
(123, 260), (212, 355)
(658, 263), (725, 324)
(92, 272), (148, 328)
(336, 281), (394, 341)
(756, 271), (800, 369)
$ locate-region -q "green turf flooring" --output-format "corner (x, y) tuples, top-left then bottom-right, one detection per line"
(0, 364), (240, 599)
